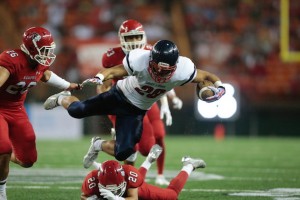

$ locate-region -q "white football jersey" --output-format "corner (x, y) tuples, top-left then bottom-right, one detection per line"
(117, 49), (197, 110)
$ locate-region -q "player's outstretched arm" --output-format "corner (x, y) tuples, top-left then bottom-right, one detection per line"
(82, 64), (128, 87)
(41, 70), (82, 91)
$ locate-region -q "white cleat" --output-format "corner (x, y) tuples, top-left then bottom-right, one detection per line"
(155, 174), (170, 185)
(182, 156), (206, 170)
(43, 91), (71, 110)
(83, 137), (101, 169)
(147, 144), (163, 163)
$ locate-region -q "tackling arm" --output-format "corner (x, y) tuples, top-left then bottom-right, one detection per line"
(0, 66), (10, 88)
(96, 79), (113, 94)
(41, 70), (81, 91)
(82, 64), (128, 87)
(96, 64), (128, 82)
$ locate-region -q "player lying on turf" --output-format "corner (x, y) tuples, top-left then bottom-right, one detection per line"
(81, 144), (206, 200)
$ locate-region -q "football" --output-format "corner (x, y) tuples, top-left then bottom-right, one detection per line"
(196, 80), (215, 101)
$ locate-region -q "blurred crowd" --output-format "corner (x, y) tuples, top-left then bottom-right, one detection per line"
(0, 0), (299, 105)
(184, 0), (300, 104)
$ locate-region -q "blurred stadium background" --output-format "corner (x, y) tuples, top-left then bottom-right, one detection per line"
(1, 0), (300, 138)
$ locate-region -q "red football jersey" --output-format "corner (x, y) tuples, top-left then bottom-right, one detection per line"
(81, 165), (143, 198)
(0, 49), (48, 107)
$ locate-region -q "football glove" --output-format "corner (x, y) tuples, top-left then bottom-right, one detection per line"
(100, 189), (125, 200)
(160, 103), (172, 126)
(86, 194), (100, 200)
(172, 97), (183, 110)
(206, 86), (226, 102)
(82, 77), (103, 86)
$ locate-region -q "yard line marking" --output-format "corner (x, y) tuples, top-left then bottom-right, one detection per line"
(9, 168), (224, 182)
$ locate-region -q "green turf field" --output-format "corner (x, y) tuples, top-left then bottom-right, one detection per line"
(7, 136), (300, 200)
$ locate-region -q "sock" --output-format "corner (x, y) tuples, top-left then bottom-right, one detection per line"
(93, 140), (104, 151)
(0, 179), (7, 193)
(182, 165), (193, 176)
(57, 95), (65, 106)
(141, 160), (152, 170)
(92, 162), (101, 170)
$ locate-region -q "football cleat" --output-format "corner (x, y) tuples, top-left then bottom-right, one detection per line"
(147, 144), (163, 163)
(43, 91), (71, 110)
(83, 137), (102, 169)
(155, 174), (170, 186)
(182, 156), (206, 170)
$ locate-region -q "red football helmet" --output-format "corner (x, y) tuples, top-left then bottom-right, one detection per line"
(118, 19), (147, 54)
(20, 27), (56, 66)
(98, 160), (127, 197)
(148, 40), (179, 83)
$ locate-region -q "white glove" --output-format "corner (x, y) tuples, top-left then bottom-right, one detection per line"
(82, 77), (103, 86)
(86, 194), (100, 200)
(100, 189), (116, 200)
(172, 97), (183, 110)
(160, 103), (172, 126)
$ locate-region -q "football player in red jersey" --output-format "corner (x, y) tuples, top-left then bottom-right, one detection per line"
(81, 144), (206, 200)
(0, 27), (81, 200)
(96, 19), (182, 185)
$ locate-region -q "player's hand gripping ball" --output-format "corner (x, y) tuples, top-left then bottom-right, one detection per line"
(196, 80), (215, 101)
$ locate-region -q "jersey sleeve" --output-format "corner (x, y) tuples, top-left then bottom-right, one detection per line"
(178, 56), (197, 86)
(102, 48), (124, 68)
(122, 49), (150, 76)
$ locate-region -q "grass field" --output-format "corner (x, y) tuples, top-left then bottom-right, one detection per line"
(7, 135), (300, 200)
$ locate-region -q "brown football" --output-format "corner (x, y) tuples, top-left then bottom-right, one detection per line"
(196, 80), (215, 100)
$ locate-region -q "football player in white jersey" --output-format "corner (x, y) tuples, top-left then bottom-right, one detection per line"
(43, 40), (226, 167)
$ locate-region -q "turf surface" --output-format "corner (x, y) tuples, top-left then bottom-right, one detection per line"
(7, 136), (300, 199)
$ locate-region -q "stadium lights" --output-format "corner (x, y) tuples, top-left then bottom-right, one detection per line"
(194, 83), (240, 121)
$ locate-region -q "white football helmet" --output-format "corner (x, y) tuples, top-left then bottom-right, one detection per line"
(98, 160), (127, 197)
(20, 27), (56, 66)
(118, 19), (147, 54)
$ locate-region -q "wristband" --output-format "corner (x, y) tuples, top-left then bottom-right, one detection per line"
(47, 72), (70, 89)
(95, 73), (104, 81)
(214, 81), (223, 88)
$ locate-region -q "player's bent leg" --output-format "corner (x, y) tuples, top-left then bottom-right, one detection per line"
(138, 182), (178, 200)
(114, 114), (144, 161)
(0, 154), (10, 179)
(9, 120), (37, 168)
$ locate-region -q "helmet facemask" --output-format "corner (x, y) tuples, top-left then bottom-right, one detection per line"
(98, 160), (127, 197)
(148, 61), (177, 83)
(98, 181), (127, 197)
(119, 32), (146, 54)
